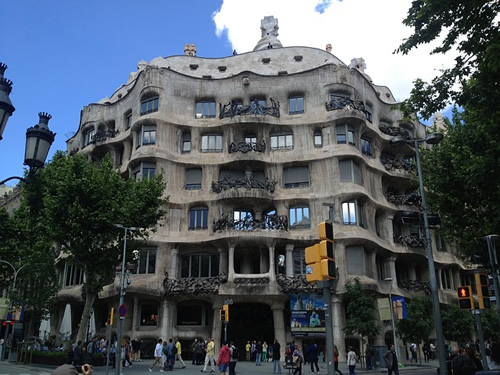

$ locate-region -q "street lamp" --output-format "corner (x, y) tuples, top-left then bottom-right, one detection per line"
(114, 224), (136, 375)
(390, 132), (447, 375)
(383, 278), (399, 363)
(0, 63), (15, 141)
(485, 235), (500, 323)
(0, 259), (26, 362)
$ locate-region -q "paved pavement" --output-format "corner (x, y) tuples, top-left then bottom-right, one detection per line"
(0, 358), (440, 375)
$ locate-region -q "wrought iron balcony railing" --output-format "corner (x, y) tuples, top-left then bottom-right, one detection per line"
(219, 98), (280, 119)
(394, 234), (426, 248)
(91, 128), (119, 143)
(229, 140), (266, 153)
(378, 123), (412, 138)
(325, 95), (372, 122)
(211, 175), (276, 193)
(384, 191), (421, 207)
(380, 153), (414, 172)
(213, 213), (288, 232)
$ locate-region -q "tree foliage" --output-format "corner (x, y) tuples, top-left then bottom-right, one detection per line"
(441, 303), (474, 343)
(26, 151), (167, 342)
(396, 296), (433, 354)
(397, 0), (500, 119)
(343, 278), (380, 339)
(480, 308), (500, 342)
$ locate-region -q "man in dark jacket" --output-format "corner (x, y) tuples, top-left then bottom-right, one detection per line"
(383, 345), (399, 375)
(307, 341), (319, 373)
(273, 339), (282, 374)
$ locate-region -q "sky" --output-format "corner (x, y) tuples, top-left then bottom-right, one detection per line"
(0, 0), (456, 186)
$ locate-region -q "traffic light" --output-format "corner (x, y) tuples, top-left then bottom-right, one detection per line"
(108, 307), (115, 326)
(457, 286), (474, 310)
(304, 222), (336, 282)
(223, 304), (229, 322)
(475, 273), (491, 309)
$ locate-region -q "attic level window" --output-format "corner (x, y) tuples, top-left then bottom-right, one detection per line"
(294, 55), (303, 61)
(218, 66), (227, 72)
(202, 75), (212, 79)
(262, 58), (271, 64)
(189, 64), (199, 70)
(278, 71), (288, 76)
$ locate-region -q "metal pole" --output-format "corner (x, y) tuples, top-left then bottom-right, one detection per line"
(414, 141), (448, 375)
(485, 235), (500, 324)
(473, 310), (488, 370)
(115, 228), (129, 375)
(388, 284), (400, 363)
(320, 280), (334, 375)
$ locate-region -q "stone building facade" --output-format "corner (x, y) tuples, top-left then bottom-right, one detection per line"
(58, 17), (469, 361)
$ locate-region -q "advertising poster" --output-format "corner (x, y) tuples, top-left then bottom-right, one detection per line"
(377, 296), (407, 321)
(290, 293), (326, 337)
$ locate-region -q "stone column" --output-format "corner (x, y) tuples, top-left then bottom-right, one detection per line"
(386, 215), (394, 244)
(159, 299), (171, 340)
(268, 245), (276, 281)
(332, 294), (346, 362)
(286, 244), (294, 276)
(272, 307), (286, 359)
(387, 256), (397, 284)
(132, 296), (139, 333)
(228, 246), (235, 282)
(170, 248), (179, 278)
(219, 247), (228, 275)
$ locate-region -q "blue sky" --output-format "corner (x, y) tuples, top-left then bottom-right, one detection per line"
(1, 0), (455, 186)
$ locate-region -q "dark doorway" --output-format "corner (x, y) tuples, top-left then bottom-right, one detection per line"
(223, 303), (274, 361)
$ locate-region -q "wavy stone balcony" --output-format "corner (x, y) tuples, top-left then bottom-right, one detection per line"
(325, 95), (372, 123)
(219, 98), (280, 119)
(213, 213), (288, 232)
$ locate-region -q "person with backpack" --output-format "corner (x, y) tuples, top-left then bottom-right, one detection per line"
(164, 338), (176, 371)
(229, 341), (238, 375)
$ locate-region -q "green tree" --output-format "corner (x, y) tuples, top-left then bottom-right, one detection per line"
(397, 0), (500, 119)
(480, 308), (500, 342)
(344, 278), (380, 351)
(441, 303), (474, 344)
(396, 296), (433, 364)
(27, 151), (167, 342)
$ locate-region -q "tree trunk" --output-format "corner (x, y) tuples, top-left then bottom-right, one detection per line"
(76, 290), (96, 344)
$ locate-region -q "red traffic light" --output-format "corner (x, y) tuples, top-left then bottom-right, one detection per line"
(458, 287), (470, 298)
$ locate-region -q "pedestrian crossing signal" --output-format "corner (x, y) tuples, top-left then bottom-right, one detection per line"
(475, 273), (491, 309)
(457, 286), (474, 310)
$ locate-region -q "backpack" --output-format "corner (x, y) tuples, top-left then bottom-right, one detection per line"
(172, 345), (178, 355)
(232, 346), (239, 360)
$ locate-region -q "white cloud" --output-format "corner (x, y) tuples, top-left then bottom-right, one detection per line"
(213, 0), (456, 102)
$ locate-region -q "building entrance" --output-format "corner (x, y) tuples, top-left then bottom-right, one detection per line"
(223, 303), (274, 361)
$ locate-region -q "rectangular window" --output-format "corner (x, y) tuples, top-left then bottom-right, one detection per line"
(342, 201), (358, 225)
(289, 96), (304, 114)
(136, 125), (156, 148)
(141, 97), (159, 115)
(201, 135), (223, 153)
(189, 207), (208, 229)
(336, 124), (355, 145)
(133, 162), (156, 181)
(339, 159), (361, 184)
(83, 129), (95, 147)
(361, 137), (372, 156)
(177, 304), (204, 326)
(196, 101), (216, 118)
(234, 210), (253, 231)
(245, 135), (257, 144)
(270, 133), (293, 151)
(283, 166), (309, 188)
(346, 246), (365, 275)
(140, 303), (158, 326)
(436, 234), (448, 252)
(293, 248), (306, 276)
(314, 131), (323, 147)
(182, 132), (191, 152)
(289, 206), (310, 229)
(64, 263), (85, 287)
(125, 112), (132, 130)
(185, 168), (202, 190)
(181, 254), (219, 278)
(135, 248), (157, 274)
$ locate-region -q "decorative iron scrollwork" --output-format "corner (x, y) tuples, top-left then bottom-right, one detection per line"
(394, 234), (426, 248)
(163, 272), (228, 296)
(233, 277), (269, 285)
(384, 191), (422, 207)
(229, 140), (266, 153)
(220, 98), (280, 119)
(378, 124), (411, 138)
(276, 274), (319, 293)
(398, 279), (431, 294)
(380, 153), (414, 172)
(326, 95), (371, 122)
(91, 128), (118, 143)
(211, 175), (276, 193)
(213, 213), (288, 232)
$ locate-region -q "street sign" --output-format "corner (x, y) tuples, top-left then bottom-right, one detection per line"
(224, 299), (233, 305)
(118, 304), (127, 318)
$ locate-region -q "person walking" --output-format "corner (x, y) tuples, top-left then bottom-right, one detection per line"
(292, 345), (303, 375)
(229, 341), (238, 375)
(262, 341), (268, 362)
(365, 344), (373, 370)
(175, 338), (187, 368)
(217, 342), (231, 375)
(131, 338), (142, 362)
(149, 338), (164, 372)
(347, 346), (357, 375)
(273, 339), (282, 374)
(202, 337), (216, 373)
(383, 345), (399, 375)
(256, 341), (263, 366)
(164, 338), (176, 371)
(245, 341), (251, 361)
(334, 345), (343, 375)
(122, 339), (133, 368)
(307, 341), (320, 374)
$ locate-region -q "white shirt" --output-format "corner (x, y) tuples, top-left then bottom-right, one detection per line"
(155, 343), (163, 357)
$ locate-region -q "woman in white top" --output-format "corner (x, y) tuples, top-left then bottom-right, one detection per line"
(347, 346), (357, 375)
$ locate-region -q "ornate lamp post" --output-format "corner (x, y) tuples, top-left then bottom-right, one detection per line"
(390, 133), (447, 374)
(0, 63), (15, 141)
(114, 224), (136, 375)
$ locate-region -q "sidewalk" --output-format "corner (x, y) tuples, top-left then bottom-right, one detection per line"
(0, 358), (440, 375)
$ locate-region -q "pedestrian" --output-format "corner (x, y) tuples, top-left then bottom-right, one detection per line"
(292, 344), (303, 375)
(365, 344), (374, 370)
(149, 338), (163, 372)
(255, 341), (263, 366)
(334, 345), (343, 375)
(383, 345), (399, 375)
(202, 337), (216, 373)
(487, 341), (500, 370)
(410, 343), (417, 363)
(131, 338), (142, 362)
(430, 342), (436, 360)
(175, 338), (187, 368)
(307, 341), (319, 374)
(251, 340), (256, 361)
(122, 339), (133, 368)
(423, 342), (430, 363)
(451, 352), (477, 375)
(164, 338), (176, 371)
(347, 346), (357, 375)
(192, 339), (199, 365)
(245, 341), (251, 361)
(229, 341), (238, 375)
(217, 342), (231, 375)
(273, 339), (282, 374)
(196, 339), (205, 365)
(263, 341), (268, 362)
(73, 341), (83, 367)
